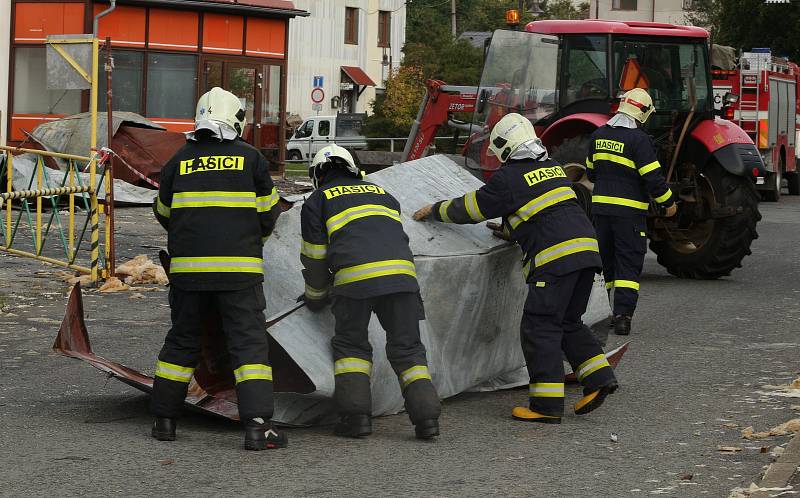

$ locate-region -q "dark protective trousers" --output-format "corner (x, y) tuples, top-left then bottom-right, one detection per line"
(594, 214), (647, 317)
(521, 268), (617, 416)
(151, 285), (273, 421)
(330, 292), (441, 424)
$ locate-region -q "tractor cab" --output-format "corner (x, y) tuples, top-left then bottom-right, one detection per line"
(465, 22), (715, 173)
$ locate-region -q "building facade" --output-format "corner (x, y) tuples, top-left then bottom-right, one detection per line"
(589, 0), (690, 24)
(1, 1), (11, 146)
(5, 0), (307, 168)
(287, 0), (405, 119)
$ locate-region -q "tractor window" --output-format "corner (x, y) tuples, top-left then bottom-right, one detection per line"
(612, 40), (710, 114)
(563, 35), (609, 106)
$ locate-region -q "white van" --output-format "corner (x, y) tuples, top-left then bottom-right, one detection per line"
(286, 113), (368, 161)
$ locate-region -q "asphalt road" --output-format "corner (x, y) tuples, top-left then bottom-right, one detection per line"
(1, 199), (799, 497)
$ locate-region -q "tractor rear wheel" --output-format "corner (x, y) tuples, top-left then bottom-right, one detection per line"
(649, 162), (761, 279)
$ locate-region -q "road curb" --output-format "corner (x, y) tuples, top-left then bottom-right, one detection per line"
(751, 432), (800, 498)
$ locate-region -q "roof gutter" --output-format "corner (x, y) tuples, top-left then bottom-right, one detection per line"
(93, 0), (116, 35)
(110, 0), (309, 17)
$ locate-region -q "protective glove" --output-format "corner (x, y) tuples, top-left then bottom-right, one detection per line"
(486, 221), (511, 241)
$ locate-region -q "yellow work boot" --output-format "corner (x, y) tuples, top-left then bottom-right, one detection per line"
(511, 407), (561, 424)
(575, 381), (619, 415)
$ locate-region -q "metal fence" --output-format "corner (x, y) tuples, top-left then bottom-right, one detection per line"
(284, 136), (467, 167)
(0, 147), (109, 282)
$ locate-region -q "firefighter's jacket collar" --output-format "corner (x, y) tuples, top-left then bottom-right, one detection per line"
(607, 114), (637, 129)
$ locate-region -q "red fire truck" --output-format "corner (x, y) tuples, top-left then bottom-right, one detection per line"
(712, 48), (800, 201)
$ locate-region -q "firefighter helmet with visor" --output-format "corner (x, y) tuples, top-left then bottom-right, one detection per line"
(194, 87), (247, 137)
(309, 144), (361, 189)
(487, 113), (539, 163)
(617, 88), (655, 124)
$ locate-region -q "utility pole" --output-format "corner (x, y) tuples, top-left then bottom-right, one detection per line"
(451, 0), (457, 37)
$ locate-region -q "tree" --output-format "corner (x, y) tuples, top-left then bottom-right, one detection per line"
(688, 0), (800, 60)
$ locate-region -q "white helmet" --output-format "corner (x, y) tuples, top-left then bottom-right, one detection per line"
(309, 144), (361, 188)
(617, 88), (655, 124)
(487, 113), (538, 163)
(195, 87), (247, 137)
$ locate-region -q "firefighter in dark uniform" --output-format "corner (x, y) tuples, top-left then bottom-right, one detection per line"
(300, 144), (441, 439)
(151, 87), (286, 451)
(414, 114), (618, 423)
(586, 88), (677, 336)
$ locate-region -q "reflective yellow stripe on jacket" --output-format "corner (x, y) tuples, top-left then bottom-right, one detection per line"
(464, 191), (485, 222)
(326, 204), (401, 238)
(156, 197), (171, 218)
(592, 195), (649, 210)
(172, 191), (256, 209)
(508, 186), (577, 229)
(575, 354), (611, 382)
(592, 152), (636, 169)
(334, 259), (416, 286)
(334, 357), (372, 376)
(301, 239), (327, 260)
(304, 283), (328, 299)
(399, 365), (431, 388)
(529, 382), (564, 398)
(534, 237), (599, 268)
(155, 360), (194, 383)
(654, 189), (673, 204)
(233, 363), (273, 384)
(256, 187), (280, 213)
(170, 256), (264, 274)
(638, 160), (661, 176)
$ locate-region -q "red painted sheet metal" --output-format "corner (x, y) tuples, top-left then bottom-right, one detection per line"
(53, 284), (313, 422)
(690, 117), (755, 153)
(527, 19), (709, 38)
(341, 66), (376, 87)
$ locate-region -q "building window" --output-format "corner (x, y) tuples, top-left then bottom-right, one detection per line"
(98, 51), (144, 114)
(378, 11), (391, 48)
(612, 0), (637, 9)
(146, 53), (197, 118)
(12, 47), (81, 115)
(345, 7), (359, 45)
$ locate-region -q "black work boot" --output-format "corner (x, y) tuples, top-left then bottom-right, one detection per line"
(414, 419), (440, 439)
(403, 381), (441, 440)
(244, 418), (288, 451)
(613, 315), (632, 336)
(151, 417), (177, 441)
(334, 414), (373, 438)
(575, 380), (619, 415)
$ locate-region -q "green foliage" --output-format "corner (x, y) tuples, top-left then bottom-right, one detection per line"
(689, 0), (800, 60)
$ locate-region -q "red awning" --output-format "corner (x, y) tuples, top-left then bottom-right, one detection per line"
(341, 66), (376, 87)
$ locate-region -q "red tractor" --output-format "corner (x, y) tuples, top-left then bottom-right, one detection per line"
(404, 20), (765, 279)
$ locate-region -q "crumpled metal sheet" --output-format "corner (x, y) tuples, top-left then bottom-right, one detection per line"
(53, 154), (624, 426)
(265, 155), (617, 425)
(11, 153), (157, 205)
(28, 112), (165, 161)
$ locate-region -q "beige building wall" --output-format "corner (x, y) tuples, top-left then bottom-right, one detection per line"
(287, 0), (405, 119)
(590, 0), (689, 24)
(1, 0), (10, 145)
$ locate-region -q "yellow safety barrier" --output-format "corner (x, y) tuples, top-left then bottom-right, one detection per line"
(0, 146), (112, 282)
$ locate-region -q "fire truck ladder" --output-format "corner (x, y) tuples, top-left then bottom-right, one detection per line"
(737, 52), (761, 140)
